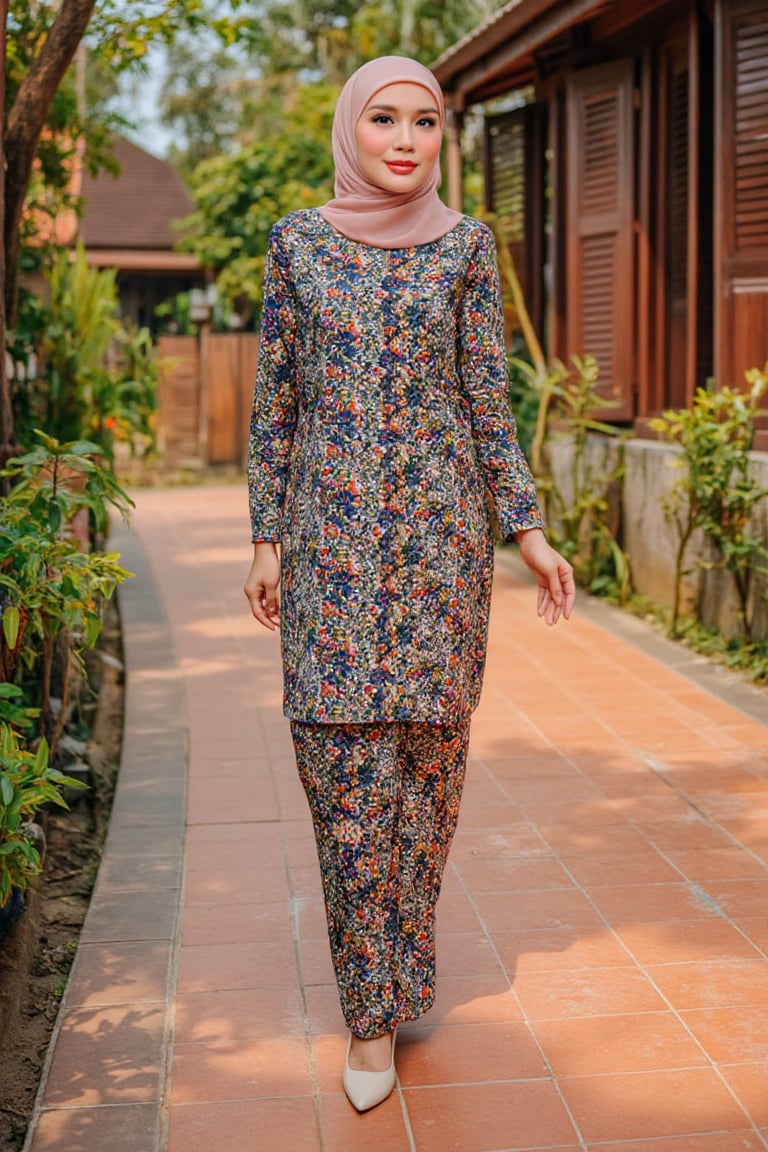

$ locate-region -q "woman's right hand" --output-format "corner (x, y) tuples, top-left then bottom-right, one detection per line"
(244, 542), (281, 631)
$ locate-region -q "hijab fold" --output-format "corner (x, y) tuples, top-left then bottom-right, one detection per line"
(318, 56), (463, 249)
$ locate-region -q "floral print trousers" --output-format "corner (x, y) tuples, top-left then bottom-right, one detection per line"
(291, 718), (470, 1038)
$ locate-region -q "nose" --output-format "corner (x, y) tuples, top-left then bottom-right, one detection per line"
(394, 122), (415, 151)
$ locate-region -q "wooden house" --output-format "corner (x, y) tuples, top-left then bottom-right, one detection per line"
(434, 0), (768, 448)
(79, 136), (205, 332)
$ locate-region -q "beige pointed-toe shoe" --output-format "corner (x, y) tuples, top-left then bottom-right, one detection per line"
(342, 1030), (397, 1112)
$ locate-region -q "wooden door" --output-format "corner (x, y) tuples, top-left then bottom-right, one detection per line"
(206, 333), (260, 466)
(566, 60), (636, 420)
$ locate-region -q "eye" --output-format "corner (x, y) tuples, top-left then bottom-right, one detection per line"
(372, 114), (394, 125)
(417, 117), (438, 128)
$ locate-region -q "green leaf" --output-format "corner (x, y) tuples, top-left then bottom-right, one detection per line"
(33, 739), (49, 775)
(84, 613), (103, 648)
(2, 605), (20, 650)
(0, 775), (14, 806)
(0, 841), (25, 857)
(57, 776), (89, 793)
(17, 840), (41, 867)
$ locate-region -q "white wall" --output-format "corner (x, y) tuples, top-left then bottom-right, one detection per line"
(546, 435), (768, 642)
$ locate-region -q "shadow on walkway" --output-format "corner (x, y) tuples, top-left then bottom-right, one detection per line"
(24, 485), (768, 1152)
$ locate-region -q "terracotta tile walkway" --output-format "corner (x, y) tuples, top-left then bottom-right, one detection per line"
(25, 484), (768, 1152)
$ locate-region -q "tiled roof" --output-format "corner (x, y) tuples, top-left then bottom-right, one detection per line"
(80, 136), (193, 251)
(433, 0), (527, 76)
(432, 0), (609, 93)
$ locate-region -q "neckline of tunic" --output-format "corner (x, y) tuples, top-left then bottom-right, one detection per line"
(307, 206), (468, 255)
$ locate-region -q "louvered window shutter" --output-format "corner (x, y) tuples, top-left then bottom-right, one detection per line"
(566, 61), (635, 419)
(718, 0), (768, 393)
(665, 64), (690, 408)
(733, 2), (768, 253)
(487, 110), (526, 240)
(486, 108), (529, 318)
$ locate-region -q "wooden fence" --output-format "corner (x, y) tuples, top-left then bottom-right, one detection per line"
(156, 332), (259, 468)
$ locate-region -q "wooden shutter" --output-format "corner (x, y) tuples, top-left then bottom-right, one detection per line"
(666, 62), (690, 409)
(486, 109), (526, 240)
(716, 0), (768, 390)
(566, 61), (635, 419)
(485, 108), (529, 324)
(732, 3), (768, 252)
(484, 104), (546, 340)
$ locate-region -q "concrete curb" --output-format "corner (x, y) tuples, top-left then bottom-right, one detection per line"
(495, 545), (768, 728)
(23, 521), (188, 1152)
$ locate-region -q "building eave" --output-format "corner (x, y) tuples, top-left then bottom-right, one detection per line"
(433, 0), (611, 107)
(84, 248), (203, 273)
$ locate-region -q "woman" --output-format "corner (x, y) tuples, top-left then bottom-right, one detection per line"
(244, 55), (574, 1112)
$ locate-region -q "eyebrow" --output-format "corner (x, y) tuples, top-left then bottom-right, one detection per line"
(367, 103), (439, 115)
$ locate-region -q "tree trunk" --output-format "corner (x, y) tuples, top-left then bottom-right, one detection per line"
(399, 0), (418, 53)
(4, 0), (97, 326)
(0, 0), (12, 469)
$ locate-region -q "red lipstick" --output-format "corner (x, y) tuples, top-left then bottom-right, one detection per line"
(385, 161), (417, 174)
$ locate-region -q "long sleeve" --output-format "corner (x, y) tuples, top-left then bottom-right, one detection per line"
(457, 224), (543, 540)
(247, 224), (299, 542)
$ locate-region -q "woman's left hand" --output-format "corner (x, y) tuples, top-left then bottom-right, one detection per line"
(514, 528), (576, 626)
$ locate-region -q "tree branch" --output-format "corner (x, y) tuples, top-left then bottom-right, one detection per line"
(0, 0), (12, 467)
(4, 0), (97, 323)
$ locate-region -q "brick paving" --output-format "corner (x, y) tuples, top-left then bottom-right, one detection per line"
(25, 484), (768, 1152)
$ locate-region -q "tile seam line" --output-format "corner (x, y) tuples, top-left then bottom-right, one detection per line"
(397, 1145), (580, 1152)
(494, 547), (768, 729)
(457, 792), (765, 1143)
(133, 493), (768, 1142)
(395, 1070), (419, 1152)
(61, 997), (168, 1009)
(20, 518), (190, 1152)
(448, 858), (590, 1152)
(620, 765), (768, 963)
(206, 539), (328, 1146)
(29, 1102), (160, 1114)
(157, 862), (187, 1152)
(489, 666), (767, 885)
(581, 1138), (765, 1152)
(636, 754), (768, 879)
(139, 511), (322, 1143)
(543, 852), (767, 1143)
(490, 673), (756, 816)
(116, 519), (191, 1152)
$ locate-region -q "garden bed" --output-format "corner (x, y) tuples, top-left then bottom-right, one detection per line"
(0, 598), (124, 1152)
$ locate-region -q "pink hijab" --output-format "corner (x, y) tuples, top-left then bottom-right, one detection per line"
(318, 56), (463, 249)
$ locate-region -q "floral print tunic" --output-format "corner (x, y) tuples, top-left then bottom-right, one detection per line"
(248, 208), (541, 723)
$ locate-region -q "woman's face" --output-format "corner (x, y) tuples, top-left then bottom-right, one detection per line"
(355, 82), (442, 194)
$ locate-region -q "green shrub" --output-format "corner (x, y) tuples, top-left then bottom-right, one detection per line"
(650, 367), (768, 640)
(11, 246), (158, 459)
(0, 432), (132, 750)
(513, 354), (631, 601)
(0, 726), (87, 908)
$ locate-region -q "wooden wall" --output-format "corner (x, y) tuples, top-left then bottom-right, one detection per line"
(480, 0), (768, 437)
(156, 335), (200, 467)
(205, 333), (259, 466)
(156, 333), (258, 468)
